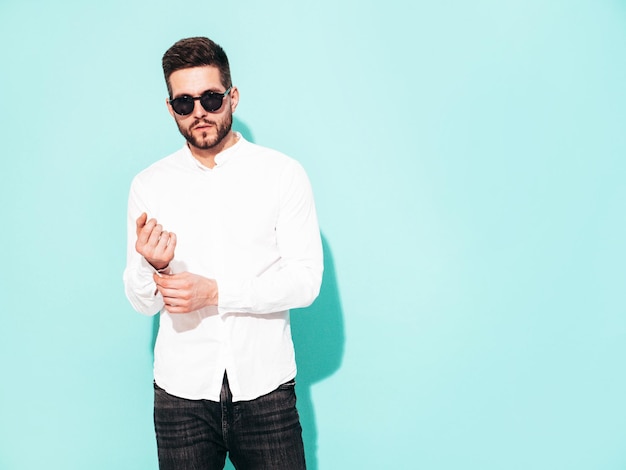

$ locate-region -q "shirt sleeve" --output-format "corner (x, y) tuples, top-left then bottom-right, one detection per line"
(122, 177), (165, 316)
(216, 161), (323, 314)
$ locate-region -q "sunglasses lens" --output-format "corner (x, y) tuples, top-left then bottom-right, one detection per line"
(200, 93), (224, 112)
(170, 97), (194, 115)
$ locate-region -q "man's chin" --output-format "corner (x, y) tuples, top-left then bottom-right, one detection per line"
(181, 122), (231, 151)
(186, 134), (219, 150)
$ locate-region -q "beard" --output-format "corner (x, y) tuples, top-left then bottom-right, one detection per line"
(177, 111), (233, 150)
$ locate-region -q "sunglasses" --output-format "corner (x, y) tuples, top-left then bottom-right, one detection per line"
(169, 87), (232, 116)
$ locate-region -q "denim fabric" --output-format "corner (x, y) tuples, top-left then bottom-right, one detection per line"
(154, 374), (306, 470)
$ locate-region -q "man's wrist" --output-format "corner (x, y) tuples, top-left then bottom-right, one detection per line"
(155, 264), (171, 275)
(146, 258), (171, 273)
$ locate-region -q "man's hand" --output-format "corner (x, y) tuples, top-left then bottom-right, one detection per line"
(153, 272), (219, 314)
(135, 213), (176, 270)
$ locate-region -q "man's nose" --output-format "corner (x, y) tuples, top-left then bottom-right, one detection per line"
(192, 100), (207, 118)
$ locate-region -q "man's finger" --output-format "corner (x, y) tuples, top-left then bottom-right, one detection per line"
(164, 232), (177, 257)
(153, 272), (187, 290)
(137, 218), (157, 245)
(147, 223), (163, 246)
(153, 273), (176, 289)
(135, 212), (148, 229)
(156, 230), (170, 250)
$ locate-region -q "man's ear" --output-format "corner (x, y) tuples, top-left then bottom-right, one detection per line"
(166, 98), (175, 118)
(229, 86), (240, 113)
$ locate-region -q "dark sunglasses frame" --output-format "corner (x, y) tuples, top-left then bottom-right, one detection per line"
(169, 87), (232, 116)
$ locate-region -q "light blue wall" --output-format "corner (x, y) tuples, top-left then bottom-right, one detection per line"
(1, 1), (625, 468)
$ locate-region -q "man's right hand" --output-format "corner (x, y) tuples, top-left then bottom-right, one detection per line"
(135, 212), (177, 270)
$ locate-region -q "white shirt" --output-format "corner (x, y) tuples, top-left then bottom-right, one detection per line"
(123, 135), (323, 401)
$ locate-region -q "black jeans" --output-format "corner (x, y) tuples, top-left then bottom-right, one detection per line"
(154, 374), (306, 470)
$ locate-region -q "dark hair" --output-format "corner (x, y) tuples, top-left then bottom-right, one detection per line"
(162, 37), (232, 98)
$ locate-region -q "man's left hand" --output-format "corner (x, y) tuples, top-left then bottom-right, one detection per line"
(153, 272), (219, 314)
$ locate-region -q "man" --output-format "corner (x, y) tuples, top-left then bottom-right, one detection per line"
(123, 37), (323, 470)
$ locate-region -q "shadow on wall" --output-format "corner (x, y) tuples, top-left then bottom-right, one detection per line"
(291, 235), (345, 470)
(150, 117), (345, 470)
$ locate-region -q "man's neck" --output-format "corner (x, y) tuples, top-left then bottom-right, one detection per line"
(189, 131), (239, 168)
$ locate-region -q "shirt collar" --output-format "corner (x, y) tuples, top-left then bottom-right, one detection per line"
(180, 132), (245, 171)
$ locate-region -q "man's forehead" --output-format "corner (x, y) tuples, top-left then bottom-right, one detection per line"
(170, 65), (223, 93)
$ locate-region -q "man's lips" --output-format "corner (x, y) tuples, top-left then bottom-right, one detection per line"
(192, 120), (215, 131)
